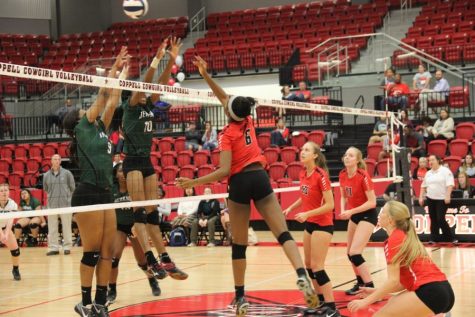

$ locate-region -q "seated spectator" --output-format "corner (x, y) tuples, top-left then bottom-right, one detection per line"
(295, 81), (312, 101)
(458, 154), (475, 178)
(220, 199), (231, 246)
(428, 109), (454, 141)
(418, 116), (434, 144)
(418, 69), (450, 114)
(14, 189), (45, 247)
(281, 85), (297, 101)
(201, 121), (218, 151)
(403, 125), (425, 158)
(454, 172), (475, 198)
(378, 68), (396, 110)
(387, 73), (410, 111)
(369, 115), (388, 144)
(189, 187), (220, 247)
(270, 118), (290, 147)
(412, 156), (428, 180)
(398, 109), (412, 128)
(112, 153), (122, 167)
(171, 188), (199, 234)
(185, 122), (202, 151)
(412, 64), (432, 91)
(378, 126), (401, 161)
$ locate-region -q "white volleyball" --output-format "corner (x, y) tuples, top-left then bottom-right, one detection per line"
(123, 0), (149, 20)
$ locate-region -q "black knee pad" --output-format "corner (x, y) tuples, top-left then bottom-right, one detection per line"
(349, 254), (365, 267)
(277, 231), (294, 245)
(14, 223), (22, 229)
(146, 210), (160, 225)
(307, 268), (315, 280)
(138, 263), (148, 271)
(347, 254), (352, 262)
(134, 207), (147, 224)
(81, 251), (100, 267)
(112, 257), (120, 268)
(29, 223), (39, 229)
(10, 248), (20, 257)
(231, 243), (247, 260)
(314, 270), (331, 286)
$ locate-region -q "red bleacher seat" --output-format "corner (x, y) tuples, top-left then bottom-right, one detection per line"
(449, 139), (469, 158)
(194, 150), (209, 167)
(150, 152), (161, 166)
(178, 165), (196, 179)
(162, 166), (179, 184)
(443, 156), (462, 175)
(174, 137), (186, 152)
(14, 144), (29, 160)
(455, 122), (475, 140)
(307, 130), (325, 147)
(58, 142), (70, 158)
(160, 151), (177, 167)
(268, 162), (287, 181)
(158, 137), (174, 152)
(43, 143), (58, 159)
(177, 150), (193, 167)
(23, 172), (38, 188)
(365, 158), (377, 177)
(197, 164), (215, 178)
(291, 131), (308, 148)
(257, 133), (271, 150)
(286, 162), (303, 181)
(0, 159), (10, 176)
(376, 159), (392, 177)
(427, 140), (448, 157)
(210, 149), (220, 166)
(280, 146), (298, 164)
(449, 86), (469, 109)
(367, 143), (383, 161)
(263, 147), (280, 165)
(12, 158), (26, 173)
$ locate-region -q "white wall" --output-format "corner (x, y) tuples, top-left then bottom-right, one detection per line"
(0, 0), (51, 35)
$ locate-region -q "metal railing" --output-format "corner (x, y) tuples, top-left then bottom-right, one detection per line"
(189, 7), (207, 42)
(317, 43), (349, 85)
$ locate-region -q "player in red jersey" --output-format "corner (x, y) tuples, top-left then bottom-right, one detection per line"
(348, 200), (454, 316)
(176, 56), (317, 316)
(283, 142), (340, 317)
(339, 146), (377, 295)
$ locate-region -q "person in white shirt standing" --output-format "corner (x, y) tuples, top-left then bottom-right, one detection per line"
(419, 155), (457, 244)
(0, 183), (21, 280)
(43, 154), (75, 255)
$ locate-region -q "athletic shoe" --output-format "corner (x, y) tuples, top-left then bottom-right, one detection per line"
(106, 288), (117, 304)
(73, 302), (90, 317)
(187, 242), (196, 247)
(46, 250), (60, 256)
(148, 278), (161, 296)
(89, 302), (110, 317)
(207, 242), (216, 247)
(12, 267), (21, 281)
(345, 283), (362, 295)
(162, 261), (188, 280)
(149, 262), (168, 280)
(297, 275), (319, 308)
(230, 296), (249, 316)
(303, 306), (341, 317)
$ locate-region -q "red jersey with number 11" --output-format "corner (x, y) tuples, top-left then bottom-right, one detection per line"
(339, 168), (374, 209)
(219, 116), (266, 176)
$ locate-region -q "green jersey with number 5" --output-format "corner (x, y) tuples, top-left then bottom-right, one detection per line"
(121, 98), (154, 157)
(75, 116), (113, 189)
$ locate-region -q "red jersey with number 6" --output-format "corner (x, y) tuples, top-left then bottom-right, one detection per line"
(299, 167), (333, 226)
(339, 168), (374, 209)
(385, 229), (447, 291)
(219, 116), (266, 176)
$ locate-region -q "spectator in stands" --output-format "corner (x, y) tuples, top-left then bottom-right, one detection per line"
(271, 118), (290, 147)
(378, 68), (396, 110)
(201, 121), (218, 151)
(220, 199), (231, 246)
(428, 109), (454, 141)
(413, 156), (428, 180)
(189, 187), (221, 247)
(378, 126), (400, 161)
(43, 154), (75, 256)
(185, 122), (202, 151)
(295, 81), (312, 101)
(399, 109), (412, 128)
(0, 97), (6, 139)
(171, 187), (199, 235)
(412, 64), (432, 90)
(418, 70), (450, 114)
(112, 153), (122, 167)
(387, 73), (410, 111)
(403, 125), (425, 158)
(458, 154), (475, 178)
(152, 100), (172, 131)
(454, 172), (475, 199)
(419, 116), (434, 144)
(280, 85), (298, 116)
(14, 189), (45, 247)
(46, 99), (74, 136)
(368, 115), (388, 144)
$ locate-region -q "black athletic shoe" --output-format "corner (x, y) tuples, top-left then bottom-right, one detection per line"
(149, 262), (168, 280)
(304, 306), (341, 317)
(148, 278), (161, 296)
(106, 288), (117, 304)
(230, 296), (249, 316)
(12, 267), (21, 281)
(89, 302), (110, 317)
(345, 283), (362, 295)
(74, 302), (90, 317)
(297, 275), (319, 308)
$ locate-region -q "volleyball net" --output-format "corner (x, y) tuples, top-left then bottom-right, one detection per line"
(0, 61), (407, 221)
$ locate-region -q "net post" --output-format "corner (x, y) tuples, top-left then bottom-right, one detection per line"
(395, 147), (413, 214)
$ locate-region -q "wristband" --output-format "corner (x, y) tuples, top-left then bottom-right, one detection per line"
(150, 57), (160, 69)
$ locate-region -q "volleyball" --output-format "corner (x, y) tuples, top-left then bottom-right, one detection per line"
(123, 0), (149, 19)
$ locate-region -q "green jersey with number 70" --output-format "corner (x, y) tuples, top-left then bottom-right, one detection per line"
(121, 98), (155, 157)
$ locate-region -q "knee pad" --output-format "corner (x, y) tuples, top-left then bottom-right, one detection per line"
(134, 207), (147, 224)
(29, 223), (39, 229)
(347, 254), (352, 262)
(14, 223), (22, 229)
(146, 210), (160, 225)
(112, 257), (120, 269)
(138, 263), (148, 271)
(306, 268), (315, 280)
(81, 251), (100, 267)
(277, 231), (293, 245)
(231, 243), (247, 260)
(349, 254), (365, 267)
(314, 270), (331, 286)
(10, 248), (20, 257)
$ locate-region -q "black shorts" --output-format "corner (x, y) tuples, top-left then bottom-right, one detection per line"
(305, 222), (334, 235)
(350, 208), (378, 226)
(122, 155), (155, 178)
(117, 223), (133, 236)
(71, 183), (113, 207)
(415, 281), (455, 314)
(228, 169), (274, 205)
